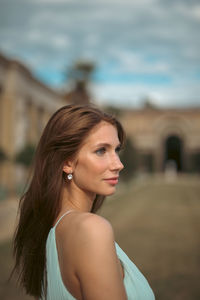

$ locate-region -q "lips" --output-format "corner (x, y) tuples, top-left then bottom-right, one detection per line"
(104, 177), (119, 185)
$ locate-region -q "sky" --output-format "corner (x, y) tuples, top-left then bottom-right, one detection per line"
(0, 0), (200, 108)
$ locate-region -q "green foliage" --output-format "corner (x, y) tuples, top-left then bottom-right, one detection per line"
(15, 144), (36, 167)
(142, 96), (158, 109)
(120, 136), (137, 181)
(0, 184), (8, 201)
(0, 148), (7, 162)
(67, 60), (96, 84)
(189, 152), (200, 173)
(104, 105), (123, 118)
(137, 152), (154, 173)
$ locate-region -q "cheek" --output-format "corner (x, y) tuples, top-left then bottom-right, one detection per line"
(76, 156), (108, 178)
(89, 156), (109, 174)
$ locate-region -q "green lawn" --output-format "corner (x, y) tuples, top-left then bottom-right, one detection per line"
(1, 174), (200, 299)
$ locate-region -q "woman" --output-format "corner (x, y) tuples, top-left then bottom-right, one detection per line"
(13, 104), (155, 300)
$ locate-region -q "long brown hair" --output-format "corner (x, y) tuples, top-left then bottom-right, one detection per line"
(12, 104), (126, 298)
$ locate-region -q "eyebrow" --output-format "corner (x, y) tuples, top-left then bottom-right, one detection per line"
(94, 142), (121, 148)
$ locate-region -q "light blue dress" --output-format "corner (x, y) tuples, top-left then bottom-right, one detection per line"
(43, 210), (155, 300)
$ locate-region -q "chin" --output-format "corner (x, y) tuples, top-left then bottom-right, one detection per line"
(103, 187), (117, 196)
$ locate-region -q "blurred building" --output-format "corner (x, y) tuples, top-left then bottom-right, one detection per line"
(0, 53), (92, 196)
(121, 105), (200, 174)
(0, 53), (67, 193)
(0, 52), (200, 196)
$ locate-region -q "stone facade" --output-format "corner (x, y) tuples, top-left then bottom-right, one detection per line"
(120, 107), (200, 174)
(0, 53), (66, 192)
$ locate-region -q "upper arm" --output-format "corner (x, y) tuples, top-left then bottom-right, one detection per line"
(73, 215), (127, 300)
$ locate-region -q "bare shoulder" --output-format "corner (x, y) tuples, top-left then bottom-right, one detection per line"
(56, 212), (115, 274)
(56, 211), (114, 246)
(72, 213), (126, 299)
(77, 213), (114, 239)
(72, 213), (116, 264)
(56, 212), (127, 299)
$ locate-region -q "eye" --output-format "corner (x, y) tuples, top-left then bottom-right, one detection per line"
(95, 147), (106, 156)
(115, 146), (121, 154)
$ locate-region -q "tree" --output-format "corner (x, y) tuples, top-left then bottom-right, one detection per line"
(104, 105), (123, 118)
(64, 60), (96, 105)
(120, 136), (138, 181)
(15, 144), (36, 167)
(0, 148), (7, 162)
(67, 61), (95, 85)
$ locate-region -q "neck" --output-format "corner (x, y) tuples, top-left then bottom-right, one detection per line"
(60, 182), (95, 213)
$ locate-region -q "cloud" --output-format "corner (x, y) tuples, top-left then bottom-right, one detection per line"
(92, 80), (200, 108)
(27, 0), (74, 3)
(27, 29), (71, 49)
(0, 0), (199, 108)
(108, 50), (171, 75)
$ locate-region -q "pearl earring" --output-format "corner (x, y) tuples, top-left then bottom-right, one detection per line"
(67, 173), (73, 180)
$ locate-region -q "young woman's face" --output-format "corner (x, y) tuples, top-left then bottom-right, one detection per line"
(71, 121), (124, 196)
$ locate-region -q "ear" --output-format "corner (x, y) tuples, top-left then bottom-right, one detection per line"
(63, 160), (73, 174)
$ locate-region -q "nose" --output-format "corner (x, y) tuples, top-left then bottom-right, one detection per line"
(110, 153), (124, 172)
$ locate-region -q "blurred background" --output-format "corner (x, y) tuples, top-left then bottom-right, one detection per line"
(0, 0), (200, 299)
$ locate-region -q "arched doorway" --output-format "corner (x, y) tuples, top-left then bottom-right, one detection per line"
(164, 135), (183, 172)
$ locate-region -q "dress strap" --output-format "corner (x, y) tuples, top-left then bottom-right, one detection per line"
(54, 209), (75, 228)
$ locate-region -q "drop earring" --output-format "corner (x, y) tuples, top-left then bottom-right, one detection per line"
(67, 173), (73, 180)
